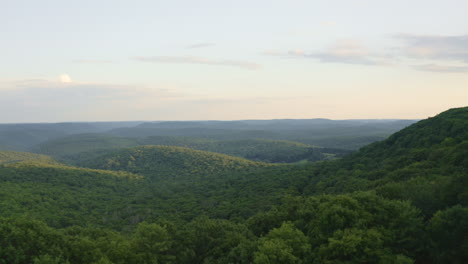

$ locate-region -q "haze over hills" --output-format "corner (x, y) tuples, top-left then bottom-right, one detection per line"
(33, 134), (350, 165)
(0, 121), (143, 152)
(0, 107), (466, 263)
(0, 117), (417, 167)
(108, 119), (417, 150)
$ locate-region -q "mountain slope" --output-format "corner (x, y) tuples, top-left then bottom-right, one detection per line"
(34, 133), (347, 164)
(295, 107), (467, 217)
(109, 119), (416, 150)
(0, 159), (141, 228)
(0, 107), (465, 263)
(0, 151), (59, 165)
(79, 145), (270, 178)
(139, 137), (342, 163)
(31, 133), (140, 163)
(0, 122), (143, 152)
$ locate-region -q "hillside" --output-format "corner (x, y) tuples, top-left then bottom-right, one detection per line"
(0, 159), (142, 228)
(0, 151), (59, 165)
(109, 119), (416, 150)
(0, 122), (142, 152)
(79, 145), (269, 178)
(299, 107), (467, 217)
(0, 107), (465, 263)
(31, 133), (140, 163)
(34, 134), (347, 164)
(139, 137), (344, 163)
(243, 107), (468, 263)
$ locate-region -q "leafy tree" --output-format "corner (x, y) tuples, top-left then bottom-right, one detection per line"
(428, 205), (468, 264)
(131, 222), (176, 264)
(254, 222), (311, 264)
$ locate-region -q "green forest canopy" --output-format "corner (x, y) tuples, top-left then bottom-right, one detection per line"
(0, 107), (466, 263)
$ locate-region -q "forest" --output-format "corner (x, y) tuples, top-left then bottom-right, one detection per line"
(0, 107), (466, 263)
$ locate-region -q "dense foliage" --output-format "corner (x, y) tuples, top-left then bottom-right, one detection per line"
(0, 107), (465, 263)
(0, 151), (58, 165)
(138, 137), (337, 163)
(34, 134), (348, 164)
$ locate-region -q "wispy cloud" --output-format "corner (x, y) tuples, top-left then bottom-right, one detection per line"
(413, 64), (468, 73)
(134, 56), (261, 70)
(394, 34), (468, 73)
(264, 33), (468, 72)
(396, 34), (468, 62)
(308, 40), (379, 65)
(264, 40), (385, 65)
(186, 43), (215, 49)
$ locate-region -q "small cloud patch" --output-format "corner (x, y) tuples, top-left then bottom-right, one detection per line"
(59, 74), (72, 83)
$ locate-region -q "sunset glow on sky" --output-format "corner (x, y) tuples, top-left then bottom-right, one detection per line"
(1, 0), (467, 122)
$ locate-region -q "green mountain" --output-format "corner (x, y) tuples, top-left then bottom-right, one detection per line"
(31, 133), (140, 163)
(0, 156), (141, 229)
(79, 145), (269, 179)
(34, 133), (347, 164)
(0, 151), (59, 165)
(0, 107), (465, 263)
(242, 107), (468, 263)
(138, 137), (343, 163)
(109, 119), (416, 150)
(0, 122), (143, 151)
(295, 107), (467, 217)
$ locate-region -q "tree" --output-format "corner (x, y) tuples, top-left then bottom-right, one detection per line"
(254, 222), (311, 264)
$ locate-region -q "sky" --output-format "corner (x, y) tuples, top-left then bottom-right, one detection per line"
(1, 0), (467, 123)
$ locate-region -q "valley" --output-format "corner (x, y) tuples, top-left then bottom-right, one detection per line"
(0, 108), (466, 263)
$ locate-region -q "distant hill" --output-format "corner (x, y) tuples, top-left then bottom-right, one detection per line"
(109, 119), (417, 150)
(0, 157), (141, 228)
(79, 145), (269, 179)
(31, 133), (140, 162)
(0, 121), (143, 151)
(295, 107), (467, 217)
(0, 119), (416, 153)
(138, 137), (346, 163)
(0, 151), (58, 165)
(34, 134), (349, 164)
(0, 108), (464, 263)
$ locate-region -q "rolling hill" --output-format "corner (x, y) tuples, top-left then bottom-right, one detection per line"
(78, 145), (270, 178)
(33, 134), (348, 164)
(0, 155), (142, 228)
(0, 107), (465, 263)
(0, 121), (143, 152)
(0, 151), (59, 165)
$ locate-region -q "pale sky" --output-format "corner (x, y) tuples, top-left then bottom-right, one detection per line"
(1, 0), (467, 123)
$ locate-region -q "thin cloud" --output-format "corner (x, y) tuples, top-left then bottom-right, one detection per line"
(134, 56), (261, 70)
(413, 64), (468, 73)
(396, 34), (468, 62)
(264, 40), (384, 65)
(59, 74), (72, 83)
(187, 43), (215, 49)
(308, 40), (378, 65)
(0, 79), (186, 122)
(264, 34), (468, 70)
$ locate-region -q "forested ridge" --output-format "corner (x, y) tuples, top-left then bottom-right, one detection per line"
(33, 134), (348, 164)
(0, 107), (466, 263)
